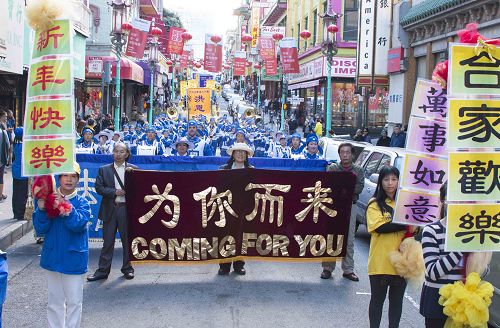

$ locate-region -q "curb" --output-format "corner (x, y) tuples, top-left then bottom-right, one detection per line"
(0, 220), (33, 251)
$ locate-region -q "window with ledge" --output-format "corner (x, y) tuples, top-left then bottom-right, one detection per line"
(343, 0), (359, 41)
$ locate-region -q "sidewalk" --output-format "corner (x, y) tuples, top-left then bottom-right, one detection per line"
(0, 168), (33, 251)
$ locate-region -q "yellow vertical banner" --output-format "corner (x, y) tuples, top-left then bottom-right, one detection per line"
(187, 79), (198, 89)
(205, 80), (216, 91)
(180, 81), (188, 97)
(187, 88), (212, 118)
(23, 19), (76, 177)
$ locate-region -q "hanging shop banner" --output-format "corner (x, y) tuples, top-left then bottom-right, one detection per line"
(406, 116), (447, 158)
(265, 56), (278, 76)
(280, 38), (300, 74)
(233, 50), (246, 76)
(125, 168), (355, 263)
(188, 88), (212, 118)
(393, 188), (441, 226)
(448, 43), (500, 98)
(410, 79), (448, 120)
(251, 7), (260, 48)
(374, 0), (392, 76)
(180, 48), (191, 69)
(167, 26), (186, 55)
(447, 152), (500, 202)
(75, 155), (329, 240)
(448, 99), (500, 149)
(204, 34), (222, 73)
(23, 19), (75, 177)
(259, 37), (275, 60)
(125, 17), (151, 59)
(357, 0), (375, 76)
(445, 203), (500, 252)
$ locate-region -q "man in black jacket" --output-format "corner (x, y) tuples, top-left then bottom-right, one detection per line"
(87, 142), (138, 281)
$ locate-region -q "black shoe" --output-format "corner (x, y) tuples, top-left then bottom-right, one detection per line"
(320, 270), (332, 279)
(218, 268), (230, 276)
(87, 274), (108, 282)
(234, 268), (246, 275)
(123, 272), (134, 280)
(342, 272), (359, 282)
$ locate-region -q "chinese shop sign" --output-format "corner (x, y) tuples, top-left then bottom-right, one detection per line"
(204, 34), (222, 73)
(23, 19), (75, 177)
(125, 168), (355, 263)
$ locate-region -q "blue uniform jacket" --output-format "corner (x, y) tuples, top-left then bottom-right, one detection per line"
(33, 193), (91, 275)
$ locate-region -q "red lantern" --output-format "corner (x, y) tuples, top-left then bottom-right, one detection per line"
(241, 34), (253, 43)
(151, 26), (162, 37)
(245, 61), (251, 67)
(210, 35), (222, 43)
(195, 63), (202, 68)
(272, 33), (284, 41)
(254, 63), (261, 69)
(327, 24), (339, 34)
(300, 30), (311, 39)
(165, 59), (173, 66)
(181, 32), (192, 41)
(121, 22), (132, 33)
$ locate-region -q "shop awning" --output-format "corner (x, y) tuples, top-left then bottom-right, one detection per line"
(288, 79), (320, 91)
(85, 56), (144, 83)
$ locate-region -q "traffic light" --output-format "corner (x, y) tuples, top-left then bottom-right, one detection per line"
(283, 103), (288, 110)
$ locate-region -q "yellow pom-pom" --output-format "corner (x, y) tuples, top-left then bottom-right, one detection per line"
(25, 0), (69, 31)
(389, 237), (425, 289)
(439, 272), (494, 328)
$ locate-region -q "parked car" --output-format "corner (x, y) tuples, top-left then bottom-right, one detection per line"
(352, 146), (411, 227)
(319, 137), (371, 163)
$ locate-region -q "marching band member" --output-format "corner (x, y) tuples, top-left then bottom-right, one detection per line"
(275, 135), (291, 159)
(76, 128), (97, 153)
(300, 135), (323, 159)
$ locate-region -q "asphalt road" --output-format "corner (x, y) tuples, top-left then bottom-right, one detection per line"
(3, 225), (425, 328)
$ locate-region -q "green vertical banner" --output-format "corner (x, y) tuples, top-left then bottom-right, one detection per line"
(22, 19), (76, 177)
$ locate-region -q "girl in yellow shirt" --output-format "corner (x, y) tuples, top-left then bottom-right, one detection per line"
(367, 166), (409, 328)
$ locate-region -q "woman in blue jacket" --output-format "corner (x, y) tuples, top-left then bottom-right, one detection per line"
(33, 163), (91, 328)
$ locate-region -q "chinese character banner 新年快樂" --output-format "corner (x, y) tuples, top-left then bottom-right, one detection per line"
(124, 168), (356, 263)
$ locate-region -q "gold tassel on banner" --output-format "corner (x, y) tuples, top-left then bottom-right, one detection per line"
(24, 177), (34, 220)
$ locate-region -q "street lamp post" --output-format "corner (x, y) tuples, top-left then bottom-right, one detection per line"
(272, 32), (285, 130)
(254, 62), (262, 110)
(147, 23), (162, 125)
(110, 0), (131, 130)
(320, 12), (340, 136)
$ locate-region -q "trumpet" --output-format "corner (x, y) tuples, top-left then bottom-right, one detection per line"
(167, 107), (179, 121)
(244, 107), (255, 118)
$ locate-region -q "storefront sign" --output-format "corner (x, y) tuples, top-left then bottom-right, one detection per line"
(323, 57), (356, 78)
(204, 34), (222, 73)
(0, 0), (24, 74)
(387, 47), (403, 73)
(374, 0), (392, 76)
(87, 57), (103, 74)
(126, 168), (355, 263)
(387, 73), (405, 123)
(251, 7), (260, 48)
(358, 0), (375, 75)
(261, 26), (285, 38)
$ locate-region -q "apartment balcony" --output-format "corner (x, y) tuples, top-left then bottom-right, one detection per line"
(71, 0), (92, 37)
(140, 0), (161, 15)
(262, 0), (287, 25)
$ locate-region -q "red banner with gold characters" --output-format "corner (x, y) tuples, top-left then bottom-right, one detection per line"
(23, 19), (75, 176)
(204, 34), (223, 73)
(180, 48), (191, 69)
(280, 37), (300, 74)
(125, 168), (355, 263)
(167, 26), (186, 55)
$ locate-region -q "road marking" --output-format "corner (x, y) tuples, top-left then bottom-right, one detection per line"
(404, 293), (420, 310)
(356, 292), (371, 295)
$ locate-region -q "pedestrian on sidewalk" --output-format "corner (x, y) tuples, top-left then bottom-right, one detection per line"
(366, 166), (415, 328)
(33, 163), (91, 328)
(11, 127), (28, 220)
(87, 142), (138, 281)
(0, 111), (10, 202)
(321, 143), (364, 281)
